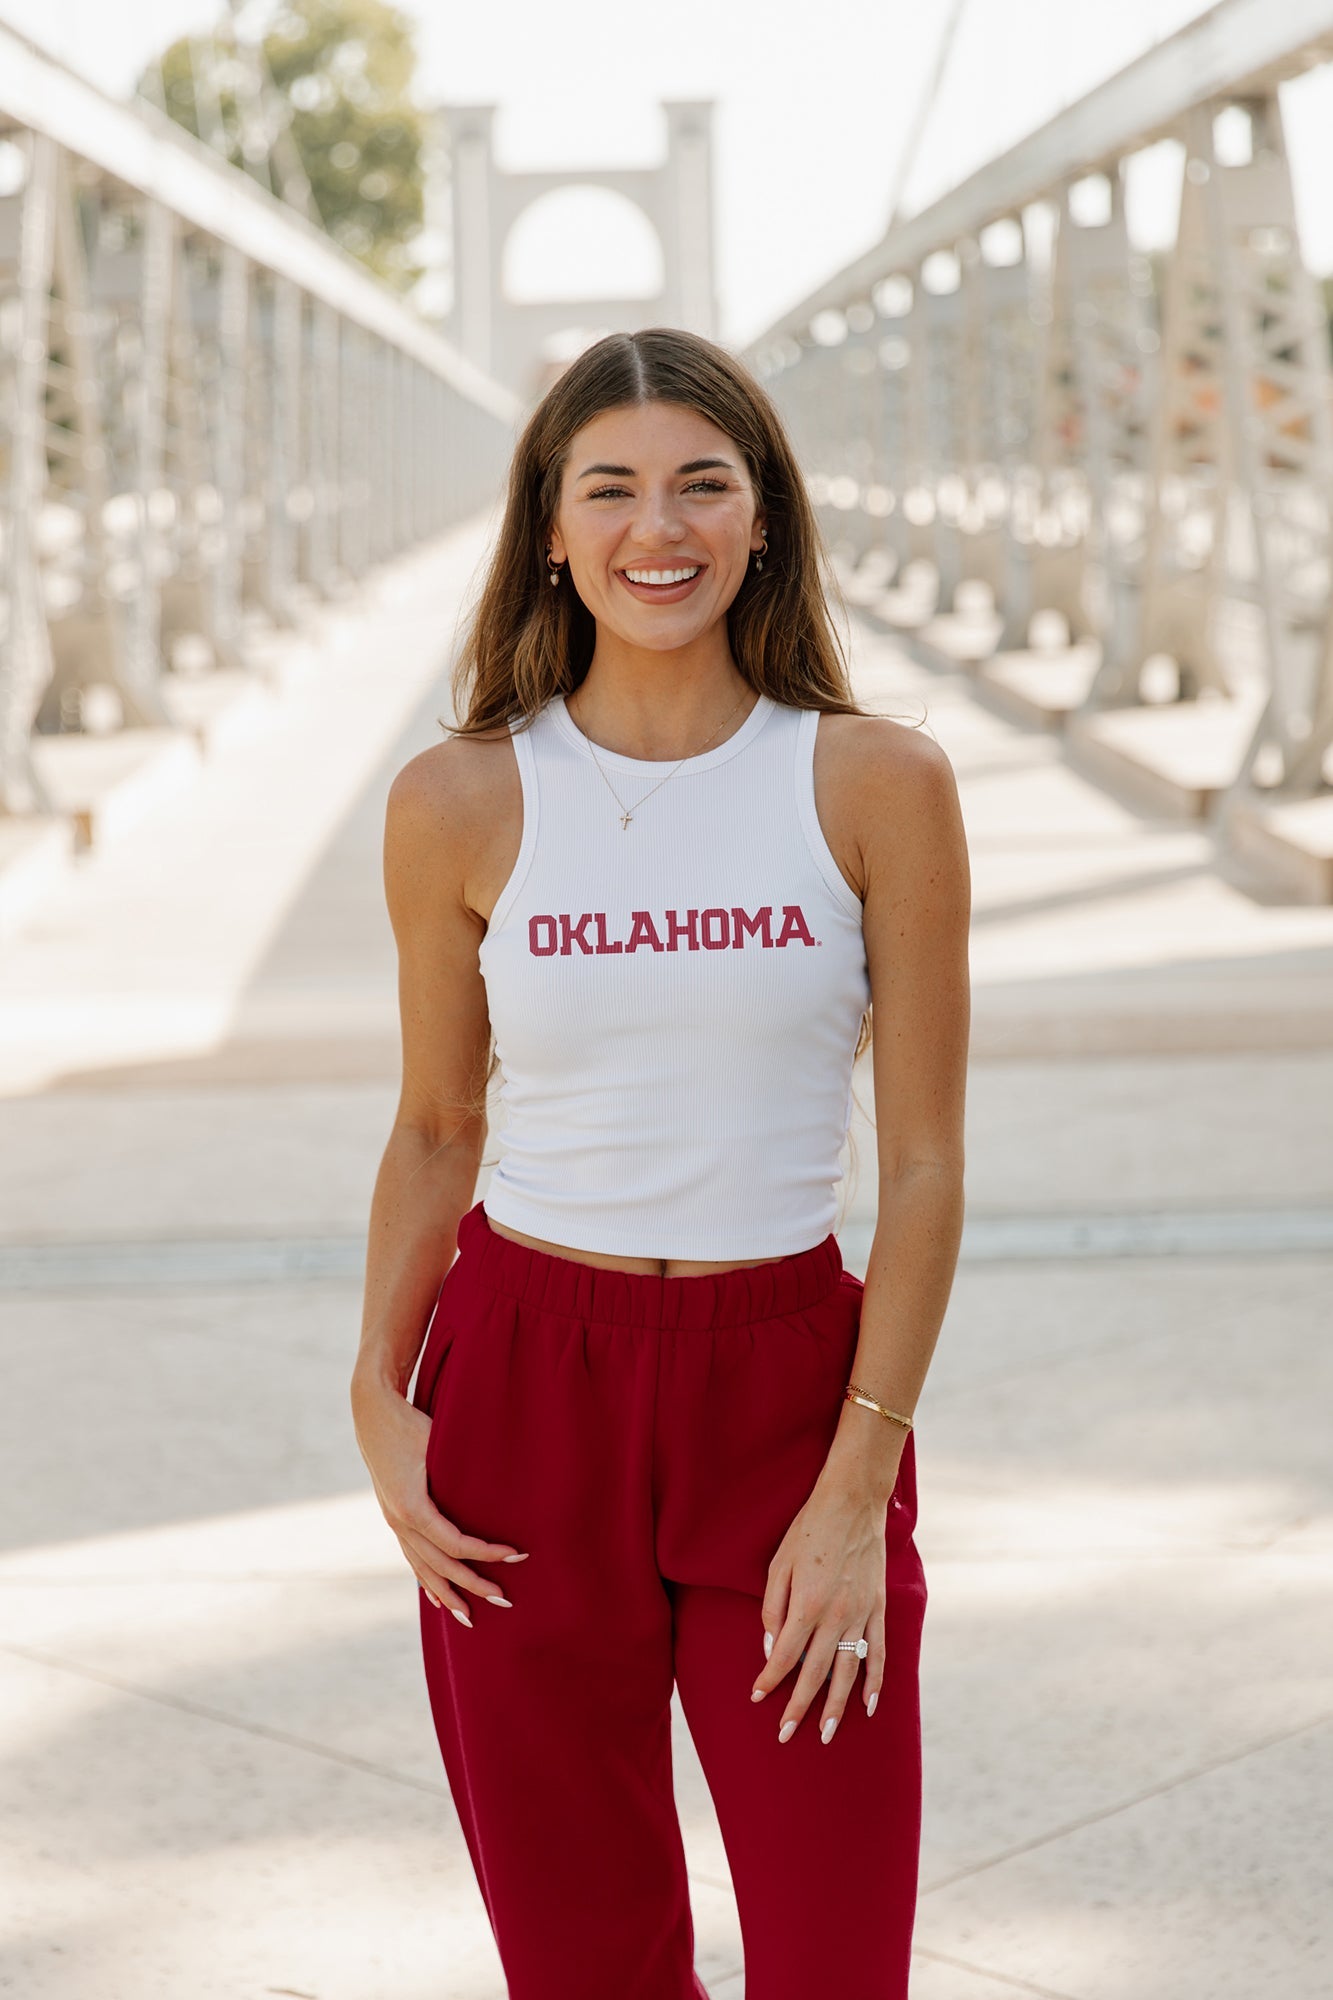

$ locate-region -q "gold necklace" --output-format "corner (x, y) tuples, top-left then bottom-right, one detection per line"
(565, 687), (754, 829)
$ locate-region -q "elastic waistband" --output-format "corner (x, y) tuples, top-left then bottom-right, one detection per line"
(457, 1201), (844, 1328)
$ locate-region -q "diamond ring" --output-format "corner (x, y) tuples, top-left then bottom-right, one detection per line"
(835, 1638), (869, 1659)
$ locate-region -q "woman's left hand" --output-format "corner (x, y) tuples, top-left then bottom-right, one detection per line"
(750, 1473), (890, 1743)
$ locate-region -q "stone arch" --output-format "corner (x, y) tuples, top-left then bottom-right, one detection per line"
(438, 100), (717, 403)
(501, 186), (665, 304)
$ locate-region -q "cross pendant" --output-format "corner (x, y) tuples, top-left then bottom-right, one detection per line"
(620, 810), (633, 829)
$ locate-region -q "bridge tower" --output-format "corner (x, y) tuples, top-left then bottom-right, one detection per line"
(437, 101), (718, 403)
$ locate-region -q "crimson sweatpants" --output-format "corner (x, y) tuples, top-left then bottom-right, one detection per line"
(412, 1199), (928, 2000)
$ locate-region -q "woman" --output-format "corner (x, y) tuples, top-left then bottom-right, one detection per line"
(351, 327), (970, 2000)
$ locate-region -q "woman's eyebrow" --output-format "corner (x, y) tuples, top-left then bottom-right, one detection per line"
(575, 457), (737, 479)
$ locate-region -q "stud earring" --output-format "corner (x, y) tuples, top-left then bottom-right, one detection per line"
(546, 546), (564, 586)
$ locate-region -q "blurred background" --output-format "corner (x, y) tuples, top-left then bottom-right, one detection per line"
(1, 3), (1331, 1996)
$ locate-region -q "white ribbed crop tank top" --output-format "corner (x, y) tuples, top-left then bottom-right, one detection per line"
(477, 690), (871, 1259)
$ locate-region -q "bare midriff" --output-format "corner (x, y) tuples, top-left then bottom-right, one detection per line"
(483, 1212), (791, 1280)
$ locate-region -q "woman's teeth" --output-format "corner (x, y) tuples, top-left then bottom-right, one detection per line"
(623, 566), (700, 585)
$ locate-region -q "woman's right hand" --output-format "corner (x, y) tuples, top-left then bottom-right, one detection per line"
(351, 1373), (529, 1625)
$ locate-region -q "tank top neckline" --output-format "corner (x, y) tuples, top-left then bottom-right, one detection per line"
(547, 688), (778, 777)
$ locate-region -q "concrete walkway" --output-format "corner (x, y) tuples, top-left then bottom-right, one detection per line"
(1, 512), (1331, 1998)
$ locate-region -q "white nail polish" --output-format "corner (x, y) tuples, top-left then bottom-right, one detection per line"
(777, 1719), (796, 1744)
(763, 1631), (774, 1660)
(488, 1596), (513, 1608)
(821, 1716), (838, 1744)
(450, 1607), (473, 1628)
(867, 1690), (879, 1718)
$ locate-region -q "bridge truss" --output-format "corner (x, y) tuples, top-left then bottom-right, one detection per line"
(0, 22), (519, 817)
(746, 0), (1333, 886)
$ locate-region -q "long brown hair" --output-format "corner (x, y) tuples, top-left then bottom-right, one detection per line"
(448, 325), (873, 731)
(444, 327), (885, 1189)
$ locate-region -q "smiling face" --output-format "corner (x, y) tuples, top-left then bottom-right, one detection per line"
(547, 400), (767, 657)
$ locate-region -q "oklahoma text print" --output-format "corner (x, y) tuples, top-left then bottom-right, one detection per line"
(528, 905), (818, 956)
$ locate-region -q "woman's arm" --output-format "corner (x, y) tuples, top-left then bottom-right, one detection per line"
(748, 715), (970, 1740)
(353, 743), (492, 1398)
(350, 738), (529, 1619)
(821, 720), (971, 1502)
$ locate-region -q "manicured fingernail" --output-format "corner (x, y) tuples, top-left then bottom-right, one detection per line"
(751, 1687), (766, 1702)
(763, 1631), (774, 1659)
(867, 1691), (879, 1718)
(777, 1719), (796, 1744)
(821, 1716), (838, 1744)
(488, 1595), (513, 1608)
(425, 1591), (441, 1609)
(502, 1552), (529, 1562)
(450, 1607), (473, 1628)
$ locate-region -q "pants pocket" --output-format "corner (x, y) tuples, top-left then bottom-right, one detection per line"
(410, 1262), (464, 1418)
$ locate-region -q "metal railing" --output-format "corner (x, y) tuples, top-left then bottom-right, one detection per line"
(744, 0), (1333, 862)
(0, 22), (520, 817)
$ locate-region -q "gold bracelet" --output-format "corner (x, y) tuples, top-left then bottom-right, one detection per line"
(844, 1382), (914, 1431)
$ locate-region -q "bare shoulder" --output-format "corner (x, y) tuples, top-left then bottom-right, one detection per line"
(813, 709), (965, 900)
(817, 708), (956, 798)
(384, 723), (521, 921)
(387, 722), (517, 833)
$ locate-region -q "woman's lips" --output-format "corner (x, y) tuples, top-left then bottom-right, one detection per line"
(617, 566), (707, 604)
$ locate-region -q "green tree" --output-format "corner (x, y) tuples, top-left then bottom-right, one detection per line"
(142, 0), (426, 292)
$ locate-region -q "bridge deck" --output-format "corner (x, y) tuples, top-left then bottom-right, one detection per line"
(1, 517), (1330, 1997)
